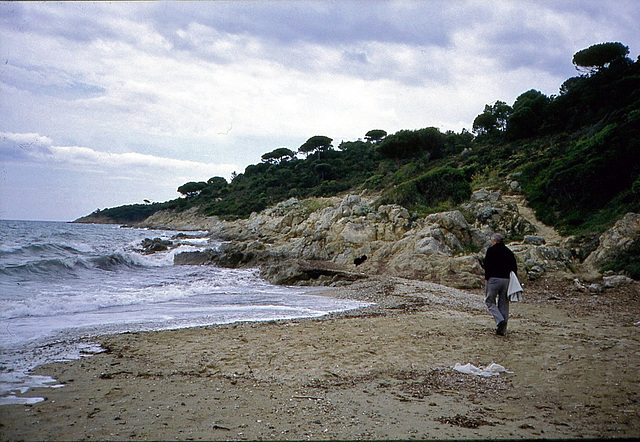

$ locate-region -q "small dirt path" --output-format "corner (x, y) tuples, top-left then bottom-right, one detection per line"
(503, 195), (563, 245)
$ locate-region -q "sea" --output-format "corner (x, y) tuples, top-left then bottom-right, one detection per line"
(0, 220), (370, 406)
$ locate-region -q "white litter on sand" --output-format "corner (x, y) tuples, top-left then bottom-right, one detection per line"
(453, 362), (512, 377)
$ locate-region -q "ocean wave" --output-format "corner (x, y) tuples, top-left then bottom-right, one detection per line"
(0, 257), (83, 278)
(0, 242), (86, 258)
(89, 253), (145, 271)
(0, 252), (150, 278)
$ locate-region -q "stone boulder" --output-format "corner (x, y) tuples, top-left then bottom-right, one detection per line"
(511, 243), (574, 279)
(461, 190), (535, 239)
(588, 283), (604, 293)
(140, 237), (173, 254)
(173, 249), (217, 265)
(259, 259), (368, 286)
(524, 235), (546, 246)
(603, 274), (634, 288)
(584, 213), (640, 270)
(369, 210), (486, 288)
(174, 242), (285, 268)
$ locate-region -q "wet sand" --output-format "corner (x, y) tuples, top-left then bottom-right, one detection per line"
(1, 275), (639, 440)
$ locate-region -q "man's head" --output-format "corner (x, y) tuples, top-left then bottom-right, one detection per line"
(490, 233), (504, 244)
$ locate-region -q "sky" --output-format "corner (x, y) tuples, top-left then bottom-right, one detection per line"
(1, 1), (639, 221)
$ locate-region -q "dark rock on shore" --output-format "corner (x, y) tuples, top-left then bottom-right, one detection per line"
(259, 259), (368, 286)
(140, 237), (173, 254)
(173, 249), (218, 265)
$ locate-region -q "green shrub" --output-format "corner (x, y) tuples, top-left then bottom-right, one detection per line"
(85, 202), (170, 224)
(363, 174), (386, 190)
(83, 49), (640, 235)
(378, 127), (445, 159)
(520, 119), (640, 234)
(377, 167), (471, 213)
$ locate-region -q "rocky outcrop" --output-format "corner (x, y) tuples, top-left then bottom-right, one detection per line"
(74, 214), (121, 224)
(259, 259), (368, 286)
(173, 241), (279, 268)
(140, 187), (639, 288)
(139, 207), (222, 231)
(140, 237), (172, 253)
(603, 274), (634, 288)
(509, 242), (574, 280)
(159, 189), (593, 288)
(583, 213), (640, 271)
(461, 190), (535, 240)
(173, 249), (218, 265)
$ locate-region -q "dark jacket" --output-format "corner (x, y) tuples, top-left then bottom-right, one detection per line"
(484, 242), (517, 280)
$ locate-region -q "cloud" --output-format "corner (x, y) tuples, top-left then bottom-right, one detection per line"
(2, 62), (106, 99)
(4, 1), (637, 155)
(1, 0), (639, 221)
(0, 132), (236, 179)
(0, 132), (54, 161)
(144, 1), (456, 49)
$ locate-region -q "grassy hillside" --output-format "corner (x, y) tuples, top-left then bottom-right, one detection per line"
(83, 44), (640, 242)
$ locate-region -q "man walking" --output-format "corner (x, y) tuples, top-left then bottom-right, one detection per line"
(484, 233), (518, 335)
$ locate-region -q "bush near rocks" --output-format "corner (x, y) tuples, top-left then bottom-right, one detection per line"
(377, 167), (471, 215)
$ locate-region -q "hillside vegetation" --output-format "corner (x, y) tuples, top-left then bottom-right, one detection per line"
(82, 42), (640, 242)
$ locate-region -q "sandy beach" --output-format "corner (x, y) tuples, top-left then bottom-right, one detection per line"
(1, 275), (639, 440)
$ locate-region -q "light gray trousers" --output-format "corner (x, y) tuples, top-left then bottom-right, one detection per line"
(485, 277), (510, 325)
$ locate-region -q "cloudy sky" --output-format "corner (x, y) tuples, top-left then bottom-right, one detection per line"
(1, 1), (639, 221)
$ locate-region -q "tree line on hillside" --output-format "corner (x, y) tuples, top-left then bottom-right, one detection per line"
(472, 42), (636, 139)
(89, 42), (640, 249)
(171, 125), (476, 220)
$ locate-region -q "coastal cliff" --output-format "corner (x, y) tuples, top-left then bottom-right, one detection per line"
(75, 48), (640, 288)
(134, 187), (632, 289)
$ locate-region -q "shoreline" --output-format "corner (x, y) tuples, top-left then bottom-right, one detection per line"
(0, 282), (367, 407)
(1, 275), (639, 440)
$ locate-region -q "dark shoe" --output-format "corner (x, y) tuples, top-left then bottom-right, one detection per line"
(496, 321), (507, 336)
